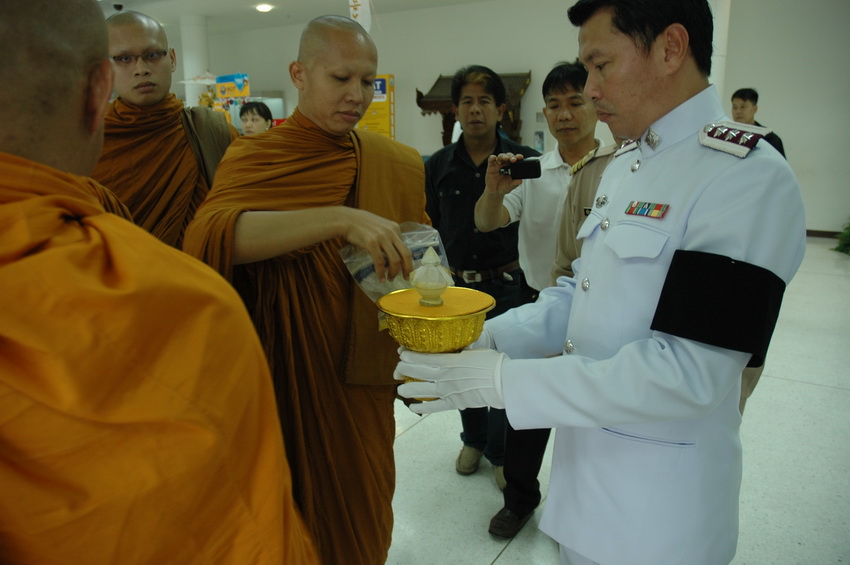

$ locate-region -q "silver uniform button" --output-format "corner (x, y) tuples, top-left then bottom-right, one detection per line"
(581, 278), (590, 291)
(631, 160), (641, 172)
(600, 218), (610, 230)
(564, 339), (575, 354)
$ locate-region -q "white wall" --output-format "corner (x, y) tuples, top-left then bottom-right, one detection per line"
(208, 0), (591, 157)
(723, 0), (850, 232)
(208, 0), (850, 232)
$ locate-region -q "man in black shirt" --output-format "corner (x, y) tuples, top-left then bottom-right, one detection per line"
(424, 65), (539, 490)
(731, 87), (786, 158)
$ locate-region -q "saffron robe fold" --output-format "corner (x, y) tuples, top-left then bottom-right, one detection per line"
(184, 109), (428, 565)
(88, 179), (134, 220)
(0, 151), (317, 565)
(91, 93), (237, 248)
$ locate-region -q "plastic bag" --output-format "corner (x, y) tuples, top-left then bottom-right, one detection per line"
(339, 222), (449, 302)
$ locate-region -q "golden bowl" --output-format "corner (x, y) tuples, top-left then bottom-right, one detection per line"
(376, 287), (495, 353)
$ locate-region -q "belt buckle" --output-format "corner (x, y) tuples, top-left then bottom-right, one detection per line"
(462, 271), (482, 284)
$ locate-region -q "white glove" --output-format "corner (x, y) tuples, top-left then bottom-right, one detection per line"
(466, 326), (495, 350)
(394, 348), (507, 415)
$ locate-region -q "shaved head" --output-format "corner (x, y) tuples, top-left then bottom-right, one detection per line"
(0, 0), (106, 118)
(297, 15), (376, 67)
(289, 15), (378, 136)
(0, 0), (112, 174)
(106, 10), (169, 48)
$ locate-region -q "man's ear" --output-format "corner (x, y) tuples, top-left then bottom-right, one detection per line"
(452, 105), (459, 118)
(496, 103), (507, 121)
(84, 59), (113, 136)
(659, 23), (690, 74)
(289, 60), (305, 90)
(169, 47), (177, 73)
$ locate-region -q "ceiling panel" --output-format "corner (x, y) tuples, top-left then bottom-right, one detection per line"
(97, 0), (469, 34)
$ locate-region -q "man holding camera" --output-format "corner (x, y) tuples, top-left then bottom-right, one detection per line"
(424, 65), (539, 490)
(473, 60), (603, 539)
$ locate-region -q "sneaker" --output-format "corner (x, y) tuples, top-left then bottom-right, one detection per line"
(488, 506), (533, 539)
(455, 446), (483, 475)
(494, 465), (506, 490)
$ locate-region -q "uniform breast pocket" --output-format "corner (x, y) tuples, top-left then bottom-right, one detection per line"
(603, 221), (670, 260)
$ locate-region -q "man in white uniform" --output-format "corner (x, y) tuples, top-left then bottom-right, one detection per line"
(474, 61), (599, 539)
(395, 1), (806, 564)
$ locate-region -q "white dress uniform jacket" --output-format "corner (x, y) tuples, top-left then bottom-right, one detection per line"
(484, 86), (806, 564)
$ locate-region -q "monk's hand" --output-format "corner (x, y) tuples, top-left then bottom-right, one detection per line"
(343, 209), (413, 282)
(485, 153), (525, 197)
(394, 348), (507, 415)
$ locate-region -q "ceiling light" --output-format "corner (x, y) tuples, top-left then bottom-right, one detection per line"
(256, 4), (274, 12)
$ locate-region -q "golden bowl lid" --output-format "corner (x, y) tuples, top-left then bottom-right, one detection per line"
(376, 287), (495, 319)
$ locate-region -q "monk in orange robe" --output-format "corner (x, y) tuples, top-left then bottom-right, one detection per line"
(0, 2), (317, 563)
(91, 11), (238, 248)
(184, 15), (428, 565)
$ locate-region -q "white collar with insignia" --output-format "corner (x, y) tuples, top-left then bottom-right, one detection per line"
(630, 85), (728, 160)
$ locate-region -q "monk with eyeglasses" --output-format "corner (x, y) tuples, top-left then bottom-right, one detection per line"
(92, 10), (238, 248)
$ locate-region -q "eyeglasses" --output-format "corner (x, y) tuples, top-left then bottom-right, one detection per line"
(110, 50), (169, 66)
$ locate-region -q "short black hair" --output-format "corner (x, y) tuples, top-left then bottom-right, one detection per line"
(732, 88), (758, 104)
(567, 0), (713, 76)
(542, 60), (588, 98)
(450, 65), (506, 107)
(240, 101), (272, 122)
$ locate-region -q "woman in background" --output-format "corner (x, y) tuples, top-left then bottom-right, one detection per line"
(240, 101), (273, 135)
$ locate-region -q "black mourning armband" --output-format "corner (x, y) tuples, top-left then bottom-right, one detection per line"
(650, 250), (786, 367)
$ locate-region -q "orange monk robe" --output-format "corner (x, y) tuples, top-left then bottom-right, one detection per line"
(0, 151), (317, 565)
(184, 109), (429, 565)
(91, 93), (237, 248)
(87, 178), (134, 220)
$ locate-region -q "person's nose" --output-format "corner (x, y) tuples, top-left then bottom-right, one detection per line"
(345, 81), (368, 105)
(583, 76), (601, 102)
(558, 107), (573, 121)
(132, 56), (151, 76)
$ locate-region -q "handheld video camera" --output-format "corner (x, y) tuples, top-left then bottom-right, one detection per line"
(499, 158), (541, 180)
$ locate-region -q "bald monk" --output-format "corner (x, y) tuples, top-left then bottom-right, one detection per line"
(0, 1), (317, 563)
(91, 10), (237, 248)
(184, 15), (428, 565)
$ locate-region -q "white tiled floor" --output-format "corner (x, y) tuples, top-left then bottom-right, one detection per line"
(388, 237), (850, 564)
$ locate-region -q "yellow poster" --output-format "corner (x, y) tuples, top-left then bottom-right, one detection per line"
(215, 73), (250, 98)
(359, 74), (394, 139)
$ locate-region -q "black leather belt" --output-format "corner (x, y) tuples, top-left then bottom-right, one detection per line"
(450, 260), (520, 284)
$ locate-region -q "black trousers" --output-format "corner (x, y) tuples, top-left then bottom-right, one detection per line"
(499, 284), (550, 515)
(456, 269), (535, 468)
(502, 420), (551, 515)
